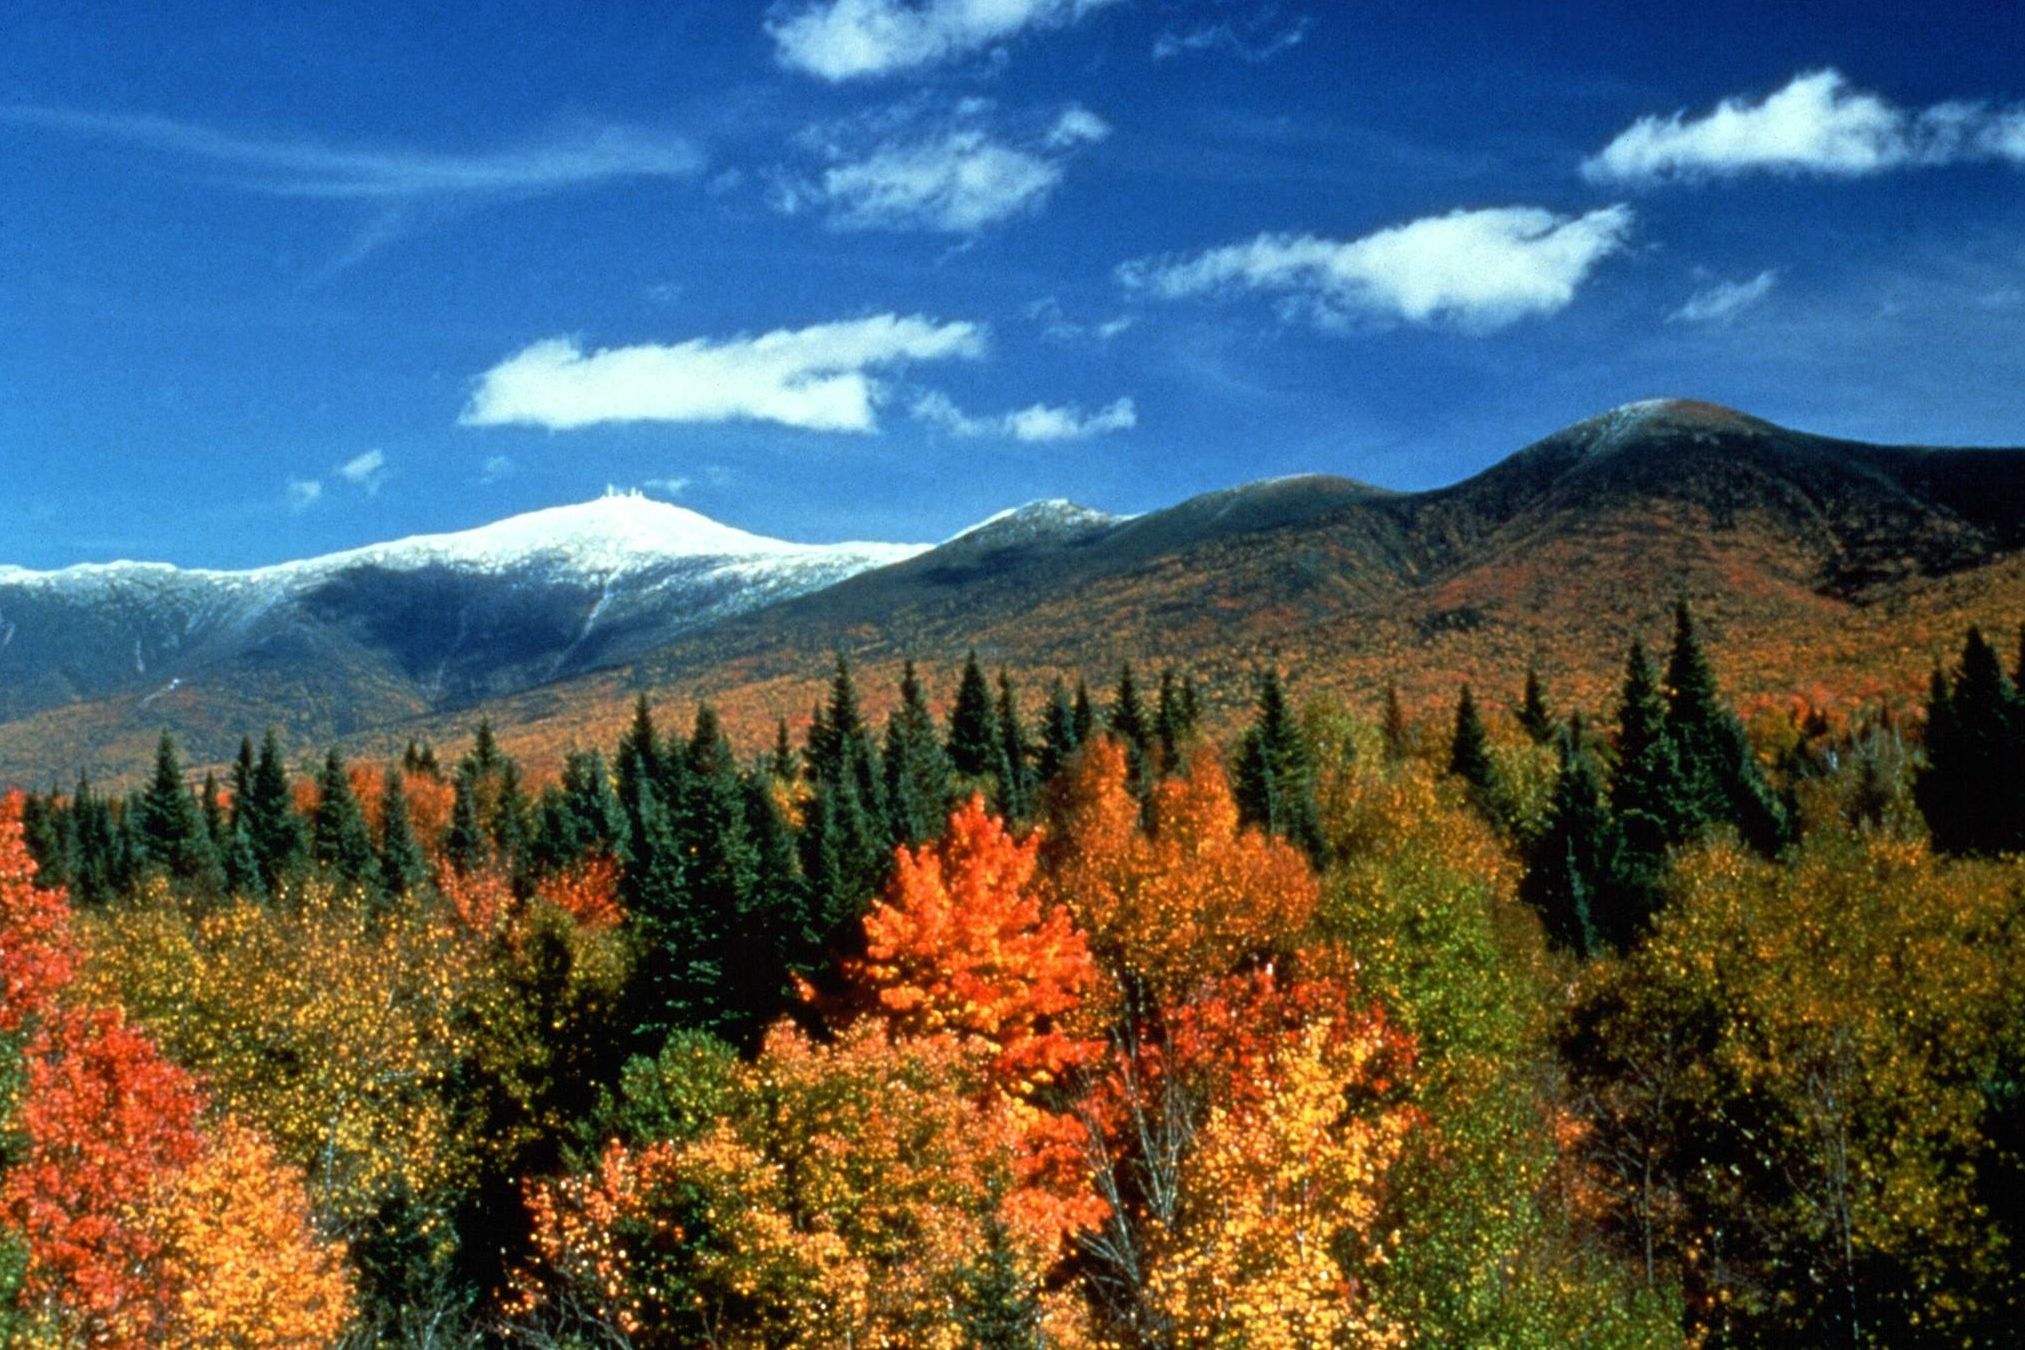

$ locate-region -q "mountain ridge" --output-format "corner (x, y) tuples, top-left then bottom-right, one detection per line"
(6, 399), (2025, 785)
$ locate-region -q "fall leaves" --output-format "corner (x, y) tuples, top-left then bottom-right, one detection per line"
(0, 794), (352, 1347)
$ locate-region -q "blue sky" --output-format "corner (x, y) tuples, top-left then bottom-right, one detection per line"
(4, 0), (2023, 568)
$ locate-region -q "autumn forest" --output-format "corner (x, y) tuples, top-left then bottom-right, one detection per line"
(0, 602), (2019, 1348)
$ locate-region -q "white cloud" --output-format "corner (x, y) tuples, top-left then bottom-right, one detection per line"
(336, 448), (386, 493)
(478, 455), (515, 484)
(915, 390), (1136, 441)
(790, 104), (1107, 233)
(462, 314), (985, 433)
(644, 476), (692, 496)
(1121, 205), (1634, 332)
(1153, 13), (1309, 63)
(0, 106), (702, 199)
(285, 478), (323, 512)
(1583, 69), (2025, 184)
(769, 0), (1124, 81)
(1046, 106), (1111, 148)
(1669, 270), (1778, 324)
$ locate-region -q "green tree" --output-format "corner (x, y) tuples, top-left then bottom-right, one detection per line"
(1447, 685), (1497, 803)
(1520, 718), (1614, 958)
(377, 765), (430, 897)
(995, 670), (1035, 822)
(134, 731), (213, 883)
(1038, 678), (1081, 782)
(1661, 602), (1789, 854)
(311, 748), (379, 891)
(242, 727), (305, 893)
(885, 660), (954, 847)
(1916, 625), (2025, 855)
(1233, 668), (1323, 861)
(1516, 666), (1555, 745)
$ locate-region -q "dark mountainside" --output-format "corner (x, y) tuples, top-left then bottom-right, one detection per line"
(6, 399), (2025, 784)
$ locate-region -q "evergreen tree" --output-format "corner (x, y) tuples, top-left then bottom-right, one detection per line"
(1916, 626), (2025, 855)
(1154, 668), (1201, 776)
(199, 771), (227, 853)
(311, 748), (379, 891)
(662, 705), (759, 1035)
(1662, 602), (1789, 854)
(490, 758), (534, 884)
(946, 651), (1002, 781)
(956, 1212), (1044, 1349)
(1447, 685), (1497, 803)
(1521, 717), (1615, 957)
(1382, 682), (1411, 765)
(470, 718), (504, 777)
(732, 770), (816, 1049)
(1605, 640), (1684, 943)
(134, 731), (212, 883)
(995, 670), (1034, 821)
(769, 718), (797, 781)
(800, 654), (889, 925)
(68, 773), (120, 906)
(886, 659), (954, 847)
(444, 764), (489, 877)
(1070, 680), (1096, 747)
(242, 728), (304, 894)
(1517, 666), (1556, 744)
(377, 765), (430, 897)
(534, 749), (627, 875)
(402, 739), (440, 779)
(1234, 668), (1323, 861)
(1108, 664), (1152, 798)
(1038, 678), (1081, 782)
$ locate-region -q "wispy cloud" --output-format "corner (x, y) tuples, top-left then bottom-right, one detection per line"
(768, 0), (1124, 81)
(336, 449), (387, 493)
(1120, 205), (1634, 333)
(644, 475), (693, 496)
(1153, 10), (1310, 63)
(914, 390), (1136, 441)
(1669, 270), (1778, 324)
(1584, 69), (2025, 184)
(462, 315), (986, 433)
(479, 455), (515, 485)
(0, 105), (702, 199)
(780, 104), (1108, 233)
(285, 478), (323, 512)
(1027, 297), (1135, 343)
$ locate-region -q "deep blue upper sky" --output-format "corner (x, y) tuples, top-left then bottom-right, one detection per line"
(4, 0), (2022, 567)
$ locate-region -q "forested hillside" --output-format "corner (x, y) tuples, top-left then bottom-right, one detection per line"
(3, 607), (2021, 1346)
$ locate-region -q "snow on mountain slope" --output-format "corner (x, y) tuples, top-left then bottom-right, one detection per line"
(0, 491), (934, 723)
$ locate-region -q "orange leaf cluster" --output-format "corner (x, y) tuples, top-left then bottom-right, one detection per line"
(536, 855), (625, 932)
(0, 793), (76, 1035)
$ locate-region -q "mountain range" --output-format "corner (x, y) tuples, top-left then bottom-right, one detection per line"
(6, 398), (2025, 785)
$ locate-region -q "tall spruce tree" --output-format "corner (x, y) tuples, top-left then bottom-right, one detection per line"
(995, 670), (1034, 821)
(311, 749), (378, 891)
(444, 764), (489, 877)
(886, 660), (954, 847)
(1234, 669), (1323, 861)
(800, 654), (889, 926)
(243, 728), (305, 894)
(1521, 717), (1615, 957)
(946, 651), (1002, 781)
(377, 765), (430, 897)
(1071, 680), (1096, 747)
(1382, 682), (1411, 765)
(1605, 640), (1684, 942)
(1154, 668), (1202, 777)
(1447, 685), (1497, 804)
(1109, 664), (1153, 798)
(1662, 602), (1789, 854)
(1916, 626), (2025, 855)
(1039, 678), (1081, 782)
(1517, 666), (1556, 744)
(731, 770), (816, 1050)
(134, 731), (212, 883)
(663, 705), (759, 1035)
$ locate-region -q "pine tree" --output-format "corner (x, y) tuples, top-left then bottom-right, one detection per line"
(1382, 682), (1411, 765)
(946, 651), (1002, 781)
(885, 660), (954, 847)
(799, 654), (889, 926)
(769, 718), (797, 781)
(727, 771), (816, 1051)
(490, 758), (534, 884)
(1071, 679), (1096, 747)
(1038, 678), (1081, 782)
(1916, 626), (2025, 855)
(444, 764), (489, 877)
(199, 771), (227, 853)
(1605, 640), (1684, 943)
(1521, 717), (1615, 957)
(956, 1212), (1044, 1348)
(311, 748), (378, 891)
(995, 670), (1034, 821)
(1233, 668), (1323, 861)
(377, 765), (430, 897)
(1154, 668), (1201, 776)
(134, 731), (212, 883)
(1517, 666), (1556, 744)
(242, 728), (304, 894)
(534, 750), (627, 874)
(665, 705), (759, 1035)
(1662, 602), (1789, 854)
(1109, 664), (1152, 798)
(1447, 684), (1497, 803)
